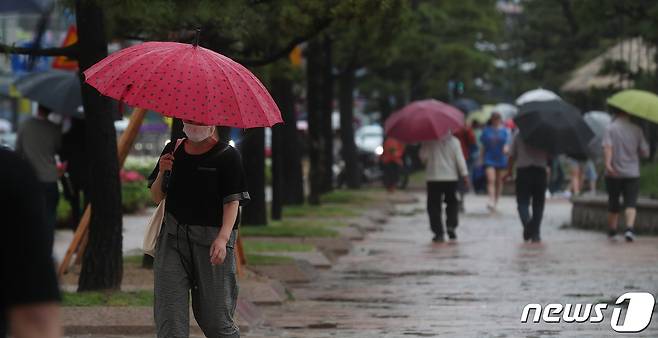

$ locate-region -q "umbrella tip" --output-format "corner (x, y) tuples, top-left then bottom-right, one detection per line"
(193, 28), (201, 47)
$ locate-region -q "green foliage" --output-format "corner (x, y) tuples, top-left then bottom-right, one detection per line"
(640, 161), (658, 198)
(121, 181), (153, 213)
(62, 290), (153, 307)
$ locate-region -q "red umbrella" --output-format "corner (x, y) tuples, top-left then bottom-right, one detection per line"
(84, 41), (282, 128)
(384, 99), (464, 143)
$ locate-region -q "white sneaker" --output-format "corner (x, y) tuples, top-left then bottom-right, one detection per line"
(545, 190), (552, 199)
(624, 229), (635, 242)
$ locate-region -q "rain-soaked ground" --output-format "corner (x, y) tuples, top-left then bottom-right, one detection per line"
(253, 193), (658, 338)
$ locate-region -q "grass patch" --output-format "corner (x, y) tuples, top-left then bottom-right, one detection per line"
(243, 240), (314, 253)
(123, 255), (144, 265)
(282, 204), (359, 218)
(640, 162), (658, 198)
(241, 223), (338, 238)
(245, 254), (295, 265)
(279, 218), (349, 228)
(320, 189), (376, 205)
(62, 290), (153, 307)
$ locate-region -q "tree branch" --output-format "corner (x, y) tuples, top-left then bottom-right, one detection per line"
(0, 42), (79, 58)
(236, 17), (332, 67)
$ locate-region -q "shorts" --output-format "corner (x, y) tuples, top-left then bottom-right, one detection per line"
(605, 177), (640, 212)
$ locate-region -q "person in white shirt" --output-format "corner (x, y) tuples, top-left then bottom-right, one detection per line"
(420, 133), (469, 242)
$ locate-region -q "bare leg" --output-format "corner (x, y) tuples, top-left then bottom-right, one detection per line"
(570, 166), (581, 195)
(625, 208), (636, 229)
(486, 167), (496, 211)
(608, 212), (619, 231)
(494, 169), (505, 207)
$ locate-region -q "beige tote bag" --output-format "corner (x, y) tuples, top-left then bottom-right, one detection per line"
(143, 138), (184, 257)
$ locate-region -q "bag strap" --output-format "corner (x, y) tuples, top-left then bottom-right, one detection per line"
(172, 138), (185, 155)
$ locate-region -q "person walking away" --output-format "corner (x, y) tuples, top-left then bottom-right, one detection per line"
(148, 120), (249, 338)
(15, 105), (63, 250)
(59, 117), (88, 230)
(603, 109), (649, 242)
(1, 148), (61, 338)
(420, 133), (469, 242)
(479, 112), (509, 212)
(504, 132), (549, 242)
(454, 125), (477, 212)
(380, 137), (405, 192)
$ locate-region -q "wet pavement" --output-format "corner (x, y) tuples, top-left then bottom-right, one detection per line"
(255, 193), (658, 337)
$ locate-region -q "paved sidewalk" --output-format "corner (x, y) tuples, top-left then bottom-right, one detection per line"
(259, 194), (658, 337)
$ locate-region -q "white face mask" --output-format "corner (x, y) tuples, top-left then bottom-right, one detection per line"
(183, 123), (214, 142)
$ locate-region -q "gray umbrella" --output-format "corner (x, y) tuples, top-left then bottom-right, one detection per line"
(14, 70), (83, 116)
(583, 111), (612, 158)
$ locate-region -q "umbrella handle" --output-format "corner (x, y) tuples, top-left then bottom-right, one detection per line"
(162, 170), (171, 193)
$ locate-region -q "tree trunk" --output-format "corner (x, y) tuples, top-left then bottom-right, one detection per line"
(320, 37), (334, 193)
(339, 66), (361, 188)
(76, 0), (123, 291)
(278, 77), (304, 205)
(306, 40), (324, 205)
(271, 124), (283, 220)
(240, 129), (267, 225)
(270, 74), (294, 219)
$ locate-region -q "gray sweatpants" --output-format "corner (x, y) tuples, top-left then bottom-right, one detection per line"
(154, 213), (240, 338)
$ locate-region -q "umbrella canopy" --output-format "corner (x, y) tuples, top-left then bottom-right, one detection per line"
(384, 99), (464, 143)
(515, 99), (594, 159)
(84, 41), (282, 128)
(583, 111), (611, 158)
(14, 70), (82, 116)
(451, 98), (480, 114)
(607, 89), (658, 124)
(494, 103), (518, 120)
(466, 104), (495, 125)
(515, 88), (561, 106)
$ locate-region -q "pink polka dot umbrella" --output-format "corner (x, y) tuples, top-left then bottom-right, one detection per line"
(83, 41), (282, 128)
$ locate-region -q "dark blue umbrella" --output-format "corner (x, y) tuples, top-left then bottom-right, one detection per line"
(451, 98), (480, 114)
(14, 70), (83, 117)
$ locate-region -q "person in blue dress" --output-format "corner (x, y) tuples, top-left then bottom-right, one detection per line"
(479, 112), (510, 212)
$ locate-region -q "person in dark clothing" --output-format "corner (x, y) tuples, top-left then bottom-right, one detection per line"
(0, 148), (61, 338)
(148, 119), (249, 338)
(59, 117), (88, 229)
(15, 105), (62, 247)
(505, 133), (549, 242)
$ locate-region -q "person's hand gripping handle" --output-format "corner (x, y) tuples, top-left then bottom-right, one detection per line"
(159, 153), (174, 193)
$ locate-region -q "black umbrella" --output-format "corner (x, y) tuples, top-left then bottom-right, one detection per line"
(514, 100), (594, 159)
(14, 70), (83, 117)
(451, 98), (480, 114)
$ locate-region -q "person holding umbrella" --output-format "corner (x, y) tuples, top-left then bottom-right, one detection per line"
(83, 37), (283, 338)
(602, 108), (649, 242)
(479, 112), (509, 212)
(512, 99), (595, 242)
(148, 119), (249, 337)
(420, 133), (469, 242)
(385, 99), (467, 242)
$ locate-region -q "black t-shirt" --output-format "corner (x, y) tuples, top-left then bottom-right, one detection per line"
(148, 140), (250, 228)
(0, 148), (61, 337)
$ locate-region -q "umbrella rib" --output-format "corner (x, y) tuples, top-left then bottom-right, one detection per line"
(205, 52), (245, 128)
